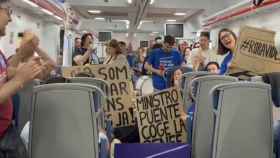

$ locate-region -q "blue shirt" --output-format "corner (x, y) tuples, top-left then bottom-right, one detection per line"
(126, 54), (137, 68)
(219, 52), (233, 75)
(179, 51), (187, 64)
(148, 48), (183, 90)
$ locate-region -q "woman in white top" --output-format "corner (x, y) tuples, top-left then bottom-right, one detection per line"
(104, 39), (128, 65)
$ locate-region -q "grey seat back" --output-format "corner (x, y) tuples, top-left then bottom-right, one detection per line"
(69, 77), (109, 96)
(182, 71), (213, 110)
(211, 82), (273, 158)
(30, 83), (101, 158)
(191, 75), (238, 158)
(18, 80), (40, 131)
(68, 77), (108, 129)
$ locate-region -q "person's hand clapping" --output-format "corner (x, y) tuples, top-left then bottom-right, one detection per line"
(36, 60), (55, 80)
(14, 56), (43, 85)
(18, 32), (39, 60)
(155, 69), (165, 77)
(87, 44), (93, 52)
(180, 111), (187, 122)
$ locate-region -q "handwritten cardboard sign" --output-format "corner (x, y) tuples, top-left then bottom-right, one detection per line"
(63, 62), (135, 128)
(234, 26), (280, 74)
(135, 88), (187, 143)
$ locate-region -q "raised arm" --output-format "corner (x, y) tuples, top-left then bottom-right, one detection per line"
(35, 47), (56, 67)
(0, 57), (43, 104)
(73, 47), (92, 65)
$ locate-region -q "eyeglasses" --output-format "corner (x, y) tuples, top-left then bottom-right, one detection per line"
(220, 33), (232, 41)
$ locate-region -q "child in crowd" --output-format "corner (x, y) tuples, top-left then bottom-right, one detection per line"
(205, 61), (220, 74)
(170, 68), (183, 88)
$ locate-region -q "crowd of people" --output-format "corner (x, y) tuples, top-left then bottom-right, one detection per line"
(70, 25), (240, 157)
(72, 29), (236, 92)
(0, 0), (269, 157)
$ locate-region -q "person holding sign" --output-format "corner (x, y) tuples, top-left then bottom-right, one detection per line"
(135, 88), (187, 143)
(233, 26), (280, 76)
(102, 39), (139, 144)
(72, 33), (99, 66)
(145, 35), (183, 91)
(217, 28), (238, 75)
(104, 39), (128, 65)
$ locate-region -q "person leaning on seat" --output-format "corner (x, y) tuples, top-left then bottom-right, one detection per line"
(0, 1), (48, 157)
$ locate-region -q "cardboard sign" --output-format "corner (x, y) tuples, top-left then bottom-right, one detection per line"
(234, 26), (280, 74)
(135, 88), (187, 143)
(63, 62), (135, 128)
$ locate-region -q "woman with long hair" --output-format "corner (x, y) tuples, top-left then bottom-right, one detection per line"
(178, 41), (189, 64)
(217, 28), (237, 75)
(178, 41), (187, 54)
(170, 68), (183, 88)
(104, 39), (128, 64)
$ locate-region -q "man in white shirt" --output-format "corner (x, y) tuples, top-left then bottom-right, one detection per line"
(191, 32), (223, 71)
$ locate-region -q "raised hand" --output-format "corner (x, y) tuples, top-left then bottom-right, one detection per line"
(36, 60), (55, 80)
(18, 32), (39, 60)
(87, 44), (94, 52)
(14, 56), (43, 84)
